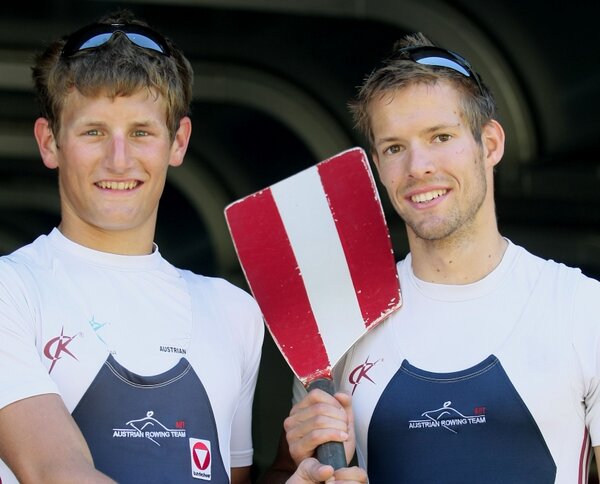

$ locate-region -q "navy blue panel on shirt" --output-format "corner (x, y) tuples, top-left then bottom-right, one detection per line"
(72, 355), (229, 483)
(367, 355), (556, 483)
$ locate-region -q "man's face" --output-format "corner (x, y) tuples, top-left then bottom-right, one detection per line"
(370, 81), (493, 244)
(38, 89), (189, 248)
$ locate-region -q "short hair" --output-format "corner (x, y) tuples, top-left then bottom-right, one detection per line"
(31, 10), (193, 140)
(348, 33), (497, 147)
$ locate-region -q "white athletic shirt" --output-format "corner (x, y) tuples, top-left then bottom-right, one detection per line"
(294, 241), (600, 483)
(0, 229), (264, 483)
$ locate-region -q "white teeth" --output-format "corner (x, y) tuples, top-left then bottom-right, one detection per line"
(96, 181), (138, 190)
(411, 189), (447, 203)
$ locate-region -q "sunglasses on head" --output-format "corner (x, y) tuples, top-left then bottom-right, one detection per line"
(61, 22), (171, 58)
(396, 46), (484, 95)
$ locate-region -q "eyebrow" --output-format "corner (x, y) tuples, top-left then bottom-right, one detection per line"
(422, 123), (461, 134)
(375, 135), (400, 147)
(75, 119), (158, 129)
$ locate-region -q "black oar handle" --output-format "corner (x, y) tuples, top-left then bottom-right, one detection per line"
(306, 377), (348, 470)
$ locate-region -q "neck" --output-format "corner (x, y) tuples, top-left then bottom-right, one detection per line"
(58, 223), (155, 256)
(409, 227), (507, 284)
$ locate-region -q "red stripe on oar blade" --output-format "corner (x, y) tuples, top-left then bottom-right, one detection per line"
(225, 189), (331, 382)
(318, 149), (401, 327)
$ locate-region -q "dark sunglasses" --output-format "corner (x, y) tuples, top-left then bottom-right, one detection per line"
(396, 46), (484, 95)
(61, 22), (171, 58)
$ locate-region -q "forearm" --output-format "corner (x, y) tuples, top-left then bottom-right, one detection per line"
(0, 395), (116, 484)
(258, 430), (298, 484)
(4, 438), (115, 484)
(15, 462), (115, 484)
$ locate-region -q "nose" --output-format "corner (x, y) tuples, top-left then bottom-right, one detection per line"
(406, 144), (436, 179)
(104, 135), (132, 173)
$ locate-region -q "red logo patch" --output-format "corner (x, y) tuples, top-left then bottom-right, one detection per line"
(348, 356), (381, 395)
(43, 327), (79, 373)
(192, 440), (211, 470)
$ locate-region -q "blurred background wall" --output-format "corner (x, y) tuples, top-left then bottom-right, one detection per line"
(1, 0), (599, 479)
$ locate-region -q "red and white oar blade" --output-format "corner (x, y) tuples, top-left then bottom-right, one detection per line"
(225, 147), (401, 385)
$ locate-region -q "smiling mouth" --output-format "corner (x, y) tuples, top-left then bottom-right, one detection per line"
(411, 189), (447, 203)
(96, 181), (140, 190)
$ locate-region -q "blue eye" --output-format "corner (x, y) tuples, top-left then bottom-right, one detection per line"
(384, 144), (403, 154)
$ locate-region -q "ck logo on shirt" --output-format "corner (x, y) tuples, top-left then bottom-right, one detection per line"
(348, 355), (381, 395)
(189, 438), (212, 480)
(43, 326), (81, 373)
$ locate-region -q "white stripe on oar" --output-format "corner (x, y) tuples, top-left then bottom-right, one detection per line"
(271, 167), (367, 365)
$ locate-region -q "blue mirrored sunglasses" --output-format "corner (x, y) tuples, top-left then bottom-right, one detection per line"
(61, 23), (171, 58)
(397, 46), (485, 95)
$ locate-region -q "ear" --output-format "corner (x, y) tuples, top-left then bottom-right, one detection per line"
(481, 119), (505, 169)
(169, 116), (192, 167)
(34, 117), (59, 169)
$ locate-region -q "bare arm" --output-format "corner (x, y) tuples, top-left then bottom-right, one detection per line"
(257, 431), (298, 484)
(0, 393), (115, 483)
(231, 465), (252, 484)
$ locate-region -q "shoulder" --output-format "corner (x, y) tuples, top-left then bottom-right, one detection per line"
(178, 270), (263, 337)
(179, 270), (258, 308)
(526, 248), (598, 300)
(1, 234), (52, 271)
(512, 243), (589, 289)
(182, 272), (264, 367)
(570, 270), (600, 315)
(0, 235), (53, 293)
(519, 246), (600, 330)
(395, 254), (409, 280)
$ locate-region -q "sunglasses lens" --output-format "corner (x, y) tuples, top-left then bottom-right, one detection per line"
(414, 56), (470, 78)
(78, 33), (113, 51)
(397, 47), (483, 95)
(125, 33), (165, 53)
(62, 24), (170, 58)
